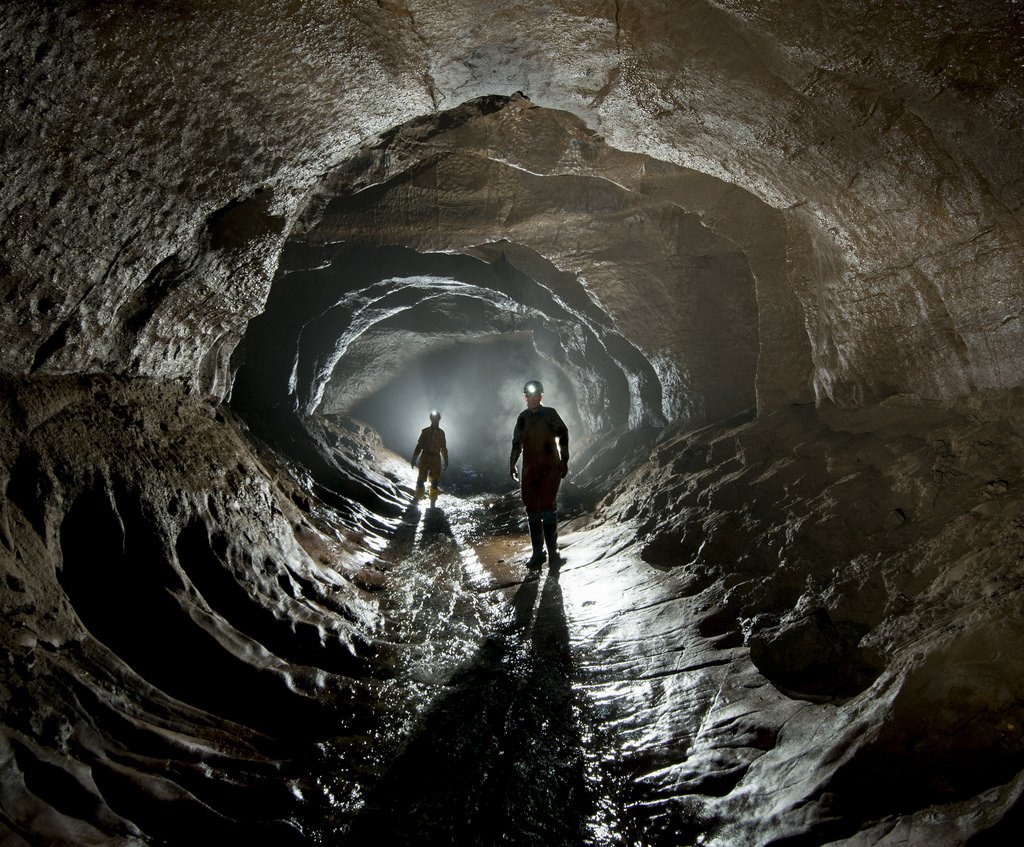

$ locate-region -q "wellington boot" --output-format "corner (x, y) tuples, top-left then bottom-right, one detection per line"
(527, 514), (546, 568)
(543, 521), (561, 566)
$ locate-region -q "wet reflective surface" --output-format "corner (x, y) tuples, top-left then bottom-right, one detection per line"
(309, 485), (797, 846)
(8, 378), (1022, 845)
(9, 385), (1021, 845)
(320, 491), (628, 845)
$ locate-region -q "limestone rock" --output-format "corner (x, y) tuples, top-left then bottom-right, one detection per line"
(2, 1), (1024, 844)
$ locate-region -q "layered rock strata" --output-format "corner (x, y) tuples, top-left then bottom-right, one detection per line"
(2, 1), (1023, 845)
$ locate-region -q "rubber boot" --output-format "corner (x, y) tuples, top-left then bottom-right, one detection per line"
(542, 516), (561, 566)
(527, 513), (546, 567)
(429, 483), (439, 507)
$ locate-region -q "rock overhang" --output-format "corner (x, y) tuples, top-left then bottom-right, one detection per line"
(4, 1), (1019, 416)
(230, 97), (776, 478)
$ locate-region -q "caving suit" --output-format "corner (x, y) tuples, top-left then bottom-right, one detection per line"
(412, 424), (448, 503)
(509, 405), (569, 564)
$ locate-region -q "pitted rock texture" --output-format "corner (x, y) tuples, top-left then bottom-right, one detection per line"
(2, 1), (1024, 845)
(2, 2), (1022, 405)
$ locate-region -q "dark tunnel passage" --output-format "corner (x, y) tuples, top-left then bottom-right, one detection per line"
(228, 241), (668, 456)
(203, 102), (773, 843)
(349, 336), (583, 488)
(205, 102), (772, 844)
(228, 99), (767, 500)
(7, 20), (1024, 838)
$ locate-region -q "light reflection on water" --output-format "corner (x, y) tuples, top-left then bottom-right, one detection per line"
(317, 491), (629, 845)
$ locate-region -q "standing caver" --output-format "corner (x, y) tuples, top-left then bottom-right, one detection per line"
(509, 380), (569, 567)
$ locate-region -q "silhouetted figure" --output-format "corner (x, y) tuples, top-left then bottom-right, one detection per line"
(411, 410), (448, 506)
(509, 380), (569, 567)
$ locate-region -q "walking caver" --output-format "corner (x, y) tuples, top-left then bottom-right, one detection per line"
(411, 410), (448, 506)
(509, 380), (569, 567)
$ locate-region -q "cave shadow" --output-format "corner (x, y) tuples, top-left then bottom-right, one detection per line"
(391, 501), (423, 548)
(382, 499), (456, 556)
(343, 564), (592, 846)
(57, 479), (336, 738)
(420, 503), (454, 538)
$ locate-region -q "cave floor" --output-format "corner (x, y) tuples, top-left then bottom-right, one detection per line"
(7, 384), (1024, 845)
(331, 490), (633, 846)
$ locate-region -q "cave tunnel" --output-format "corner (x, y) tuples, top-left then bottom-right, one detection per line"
(3, 2), (1024, 846)
(229, 108), (764, 495)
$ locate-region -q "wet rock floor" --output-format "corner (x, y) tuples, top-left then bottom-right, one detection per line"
(330, 491), (631, 846)
(7, 383), (1024, 845)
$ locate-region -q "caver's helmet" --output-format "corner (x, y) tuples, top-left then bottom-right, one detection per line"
(523, 380), (543, 396)
(429, 409), (441, 424)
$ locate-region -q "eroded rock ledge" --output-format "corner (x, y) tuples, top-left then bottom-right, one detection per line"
(3, 375), (1024, 844)
(564, 388), (1024, 844)
(0, 375), (407, 843)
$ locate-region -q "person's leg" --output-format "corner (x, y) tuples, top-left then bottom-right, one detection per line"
(530, 466), (561, 565)
(426, 456), (441, 505)
(415, 463), (428, 500)
(523, 465), (560, 567)
(527, 511), (546, 566)
(429, 458), (440, 504)
(541, 510), (560, 564)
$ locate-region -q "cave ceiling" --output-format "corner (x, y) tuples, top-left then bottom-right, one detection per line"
(2, 0), (1021, 409)
(232, 98), (771, 458)
(2, 1), (1024, 845)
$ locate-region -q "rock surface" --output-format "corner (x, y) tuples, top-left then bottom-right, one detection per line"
(3, 2), (1021, 404)
(2, 1), (1024, 844)
(5, 374), (1024, 844)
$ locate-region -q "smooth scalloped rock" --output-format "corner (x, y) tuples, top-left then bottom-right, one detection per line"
(2, 1), (1024, 844)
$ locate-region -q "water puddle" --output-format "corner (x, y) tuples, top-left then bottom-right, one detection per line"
(317, 490), (630, 844)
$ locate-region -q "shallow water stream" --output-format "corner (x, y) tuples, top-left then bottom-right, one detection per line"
(328, 491), (630, 845)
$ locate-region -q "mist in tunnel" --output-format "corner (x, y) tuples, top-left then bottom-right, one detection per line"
(348, 337), (582, 490)
(4, 2), (1024, 844)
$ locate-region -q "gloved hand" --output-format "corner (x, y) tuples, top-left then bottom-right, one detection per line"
(559, 459), (568, 479)
(410, 458), (416, 468)
(510, 465), (519, 481)
(443, 461), (448, 470)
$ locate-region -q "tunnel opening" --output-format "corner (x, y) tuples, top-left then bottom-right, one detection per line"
(348, 335), (583, 492)
(216, 96), (775, 845)
(228, 94), (772, 510)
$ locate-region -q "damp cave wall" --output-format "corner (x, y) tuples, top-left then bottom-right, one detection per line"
(2, 1), (1021, 411)
(2, 2), (1024, 844)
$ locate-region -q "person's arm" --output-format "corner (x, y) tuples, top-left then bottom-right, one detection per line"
(509, 414), (523, 480)
(440, 431), (449, 469)
(411, 431), (423, 467)
(553, 410), (569, 477)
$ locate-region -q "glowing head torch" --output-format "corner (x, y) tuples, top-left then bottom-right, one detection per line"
(523, 380), (543, 396)
(429, 409), (441, 423)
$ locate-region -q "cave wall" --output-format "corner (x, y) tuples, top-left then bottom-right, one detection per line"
(3, 0), (1021, 409)
(294, 101), (770, 430)
(0, 375), (411, 843)
(2, 1), (1024, 844)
